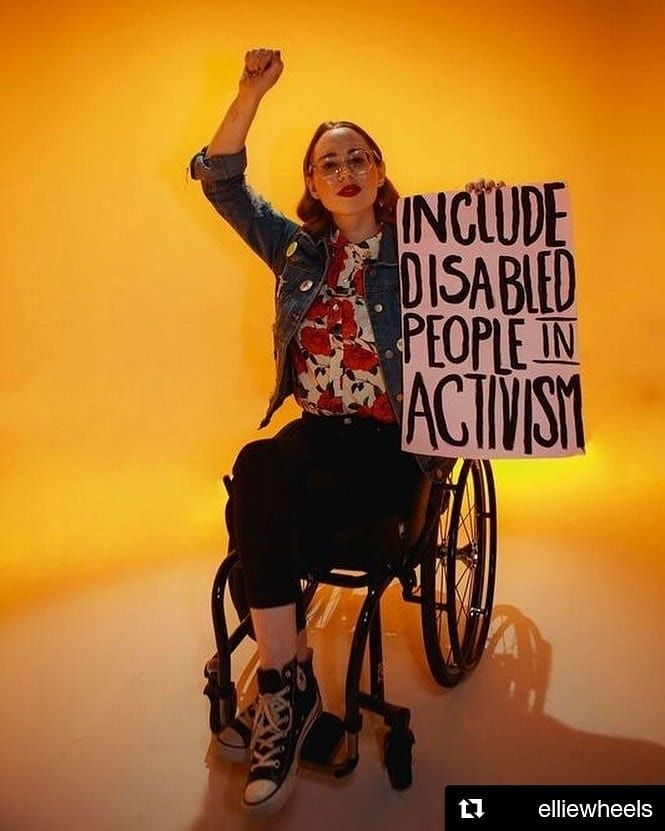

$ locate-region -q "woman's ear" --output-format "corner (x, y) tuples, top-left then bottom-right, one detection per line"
(377, 160), (386, 188)
(306, 175), (320, 200)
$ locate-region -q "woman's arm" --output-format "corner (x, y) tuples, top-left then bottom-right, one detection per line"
(206, 48), (283, 156)
(190, 49), (298, 275)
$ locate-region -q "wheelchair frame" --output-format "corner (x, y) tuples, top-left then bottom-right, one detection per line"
(203, 458), (497, 789)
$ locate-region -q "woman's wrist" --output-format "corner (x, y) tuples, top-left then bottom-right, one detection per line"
(236, 84), (263, 108)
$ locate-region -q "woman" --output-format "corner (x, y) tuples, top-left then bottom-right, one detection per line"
(189, 48), (503, 814)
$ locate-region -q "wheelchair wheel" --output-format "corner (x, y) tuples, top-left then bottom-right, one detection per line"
(420, 459), (497, 685)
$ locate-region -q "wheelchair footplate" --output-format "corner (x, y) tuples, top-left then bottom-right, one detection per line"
(301, 711), (346, 768)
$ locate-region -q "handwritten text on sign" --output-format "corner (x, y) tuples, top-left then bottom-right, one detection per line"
(397, 183), (585, 458)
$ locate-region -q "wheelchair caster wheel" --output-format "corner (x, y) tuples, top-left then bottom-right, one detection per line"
(203, 659), (222, 734)
(384, 727), (415, 790)
(203, 655), (238, 738)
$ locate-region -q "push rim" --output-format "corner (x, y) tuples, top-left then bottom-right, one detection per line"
(446, 460), (497, 672)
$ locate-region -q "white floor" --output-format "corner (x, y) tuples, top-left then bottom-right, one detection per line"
(1, 535), (663, 831)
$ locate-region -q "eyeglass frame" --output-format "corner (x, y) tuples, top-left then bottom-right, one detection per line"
(307, 147), (381, 181)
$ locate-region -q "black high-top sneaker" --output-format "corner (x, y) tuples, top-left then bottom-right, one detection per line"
(242, 653), (322, 814)
(218, 649), (319, 763)
(216, 698), (257, 761)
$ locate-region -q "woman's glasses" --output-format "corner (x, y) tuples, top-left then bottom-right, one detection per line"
(309, 149), (377, 181)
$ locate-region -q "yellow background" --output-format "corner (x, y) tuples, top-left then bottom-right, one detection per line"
(2, 0), (663, 614)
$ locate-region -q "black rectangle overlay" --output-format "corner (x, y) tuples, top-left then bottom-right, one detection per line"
(445, 786), (663, 830)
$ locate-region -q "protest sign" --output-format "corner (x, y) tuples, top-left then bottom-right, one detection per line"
(397, 183), (585, 458)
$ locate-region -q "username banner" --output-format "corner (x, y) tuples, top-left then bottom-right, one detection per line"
(445, 785), (663, 829)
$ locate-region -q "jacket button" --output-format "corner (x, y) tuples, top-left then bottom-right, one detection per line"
(396, 338), (403, 352)
(385, 349), (394, 359)
(299, 279), (313, 292)
(396, 393), (403, 402)
(286, 240), (298, 258)
(374, 303), (383, 313)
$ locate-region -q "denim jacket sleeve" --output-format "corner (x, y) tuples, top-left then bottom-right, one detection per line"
(189, 146), (300, 277)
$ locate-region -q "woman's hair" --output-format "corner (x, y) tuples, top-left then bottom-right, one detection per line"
(296, 120), (399, 239)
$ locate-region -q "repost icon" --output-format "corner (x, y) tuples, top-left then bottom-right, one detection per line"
(459, 797), (485, 819)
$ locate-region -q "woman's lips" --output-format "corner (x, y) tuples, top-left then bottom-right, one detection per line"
(337, 185), (361, 197)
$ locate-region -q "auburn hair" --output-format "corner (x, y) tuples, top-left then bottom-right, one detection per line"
(296, 120), (399, 239)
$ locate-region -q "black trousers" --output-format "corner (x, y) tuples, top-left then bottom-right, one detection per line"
(229, 413), (422, 631)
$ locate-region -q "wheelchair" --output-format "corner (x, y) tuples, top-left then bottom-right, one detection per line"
(202, 457), (497, 790)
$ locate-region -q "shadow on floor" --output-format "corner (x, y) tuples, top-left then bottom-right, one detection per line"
(188, 593), (665, 831)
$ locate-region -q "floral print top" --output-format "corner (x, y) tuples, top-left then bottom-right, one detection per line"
(289, 227), (395, 423)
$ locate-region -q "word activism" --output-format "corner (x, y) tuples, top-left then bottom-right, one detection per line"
(405, 371), (585, 454)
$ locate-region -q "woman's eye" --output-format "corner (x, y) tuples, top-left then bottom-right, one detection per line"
(348, 157), (365, 171)
(319, 160), (337, 174)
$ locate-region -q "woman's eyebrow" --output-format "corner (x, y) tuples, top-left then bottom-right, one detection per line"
(315, 147), (366, 162)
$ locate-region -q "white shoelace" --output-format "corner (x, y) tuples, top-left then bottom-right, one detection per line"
(250, 686), (292, 769)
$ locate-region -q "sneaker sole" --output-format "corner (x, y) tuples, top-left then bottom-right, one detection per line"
(242, 692), (323, 816)
(215, 735), (251, 763)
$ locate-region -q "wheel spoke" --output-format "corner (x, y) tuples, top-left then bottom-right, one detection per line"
(455, 567), (473, 632)
(458, 499), (476, 546)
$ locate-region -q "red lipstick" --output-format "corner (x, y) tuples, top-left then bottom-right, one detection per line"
(337, 185), (361, 197)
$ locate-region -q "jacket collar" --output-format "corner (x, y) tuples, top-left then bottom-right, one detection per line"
(376, 222), (398, 267)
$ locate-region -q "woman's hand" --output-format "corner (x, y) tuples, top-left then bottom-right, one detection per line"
(465, 177), (507, 194)
(239, 48), (284, 99)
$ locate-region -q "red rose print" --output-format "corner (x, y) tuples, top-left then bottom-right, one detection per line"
(326, 247), (348, 288)
(351, 268), (365, 297)
(327, 298), (358, 339)
(317, 390), (343, 412)
(339, 299), (358, 339)
(354, 404), (373, 418)
(370, 393), (396, 423)
(328, 302), (341, 328)
(343, 343), (379, 371)
(305, 298), (328, 321)
(300, 326), (332, 357)
(290, 343), (308, 377)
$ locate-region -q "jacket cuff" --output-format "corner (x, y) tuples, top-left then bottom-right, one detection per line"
(189, 146), (247, 181)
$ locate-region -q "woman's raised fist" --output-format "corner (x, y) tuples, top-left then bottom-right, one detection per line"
(240, 48), (284, 97)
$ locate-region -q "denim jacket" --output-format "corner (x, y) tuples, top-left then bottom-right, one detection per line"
(189, 145), (450, 478)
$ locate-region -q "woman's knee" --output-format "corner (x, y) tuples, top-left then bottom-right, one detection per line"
(231, 438), (278, 484)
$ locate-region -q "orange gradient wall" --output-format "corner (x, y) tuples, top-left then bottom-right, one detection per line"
(1, 0), (663, 612)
